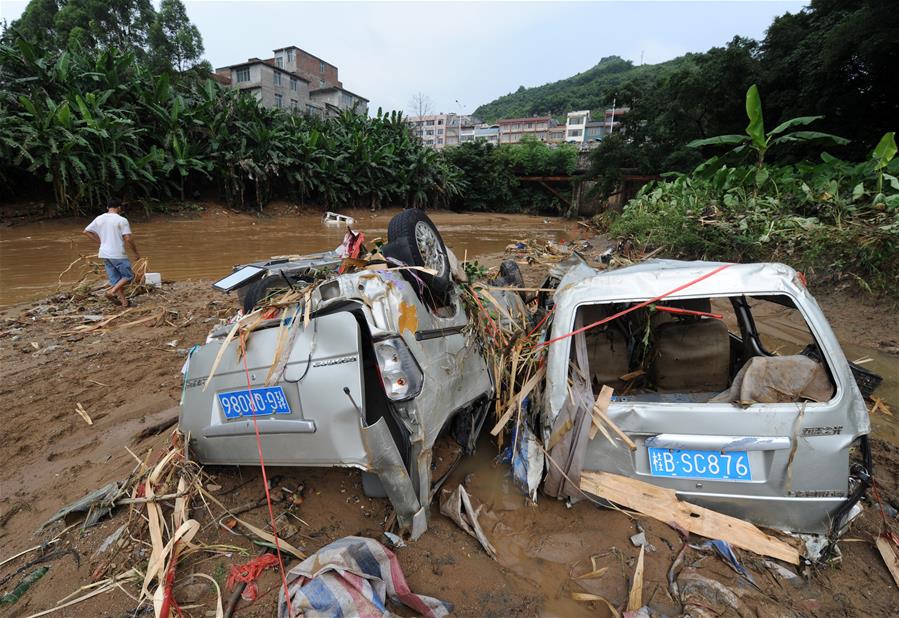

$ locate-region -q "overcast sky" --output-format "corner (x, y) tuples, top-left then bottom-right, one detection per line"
(1, 1), (807, 114)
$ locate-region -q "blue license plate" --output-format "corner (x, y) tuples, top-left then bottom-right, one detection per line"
(648, 448), (751, 481)
(218, 386), (291, 419)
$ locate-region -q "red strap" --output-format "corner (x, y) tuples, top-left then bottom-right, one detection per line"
(535, 264), (733, 348)
(654, 305), (723, 319)
(239, 340), (295, 617)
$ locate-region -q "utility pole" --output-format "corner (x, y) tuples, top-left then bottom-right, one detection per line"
(609, 97), (616, 135)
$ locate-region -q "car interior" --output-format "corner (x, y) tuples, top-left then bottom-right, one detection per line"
(570, 294), (837, 405)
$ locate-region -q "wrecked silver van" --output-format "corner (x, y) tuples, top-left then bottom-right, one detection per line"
(543, 259), (872, 538)
(179, 210), (495, 539)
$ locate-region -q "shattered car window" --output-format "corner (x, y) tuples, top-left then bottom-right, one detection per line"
(570, 294), (836, 405)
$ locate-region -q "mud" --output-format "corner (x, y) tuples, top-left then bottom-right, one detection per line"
(0, 223), (897, 617)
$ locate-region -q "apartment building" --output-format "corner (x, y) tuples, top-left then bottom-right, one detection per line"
(272, 45), (340, 90)
(309, 87), (369, 117)
(410, 108), (623, 150)
(546, 126), (566, 143)
(564, 107), (629, 146)
(217, 59), (312, 112)
(215, 45), (368, 117)
(459, 123), (500, 144)
(497, 117), (558, 144)
(407, 114), (451, 149)
(565, 110), (590, 143)
(406, 113), (473, 149)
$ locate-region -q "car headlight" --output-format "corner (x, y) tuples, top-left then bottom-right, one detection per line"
(374, 337), (423, 401)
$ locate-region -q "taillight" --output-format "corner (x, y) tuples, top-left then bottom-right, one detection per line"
(374, 337), (423, 401)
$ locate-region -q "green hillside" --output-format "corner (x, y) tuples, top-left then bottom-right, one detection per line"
(473, 55), (690, 122)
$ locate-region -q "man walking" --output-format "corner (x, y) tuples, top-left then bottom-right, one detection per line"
(83, 198), (141, 308)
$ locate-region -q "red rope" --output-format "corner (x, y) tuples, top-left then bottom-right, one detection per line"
(653, 305), (723, 320)
(527, 304), (555, 338)
(227, 553), (281, 601)
(534, 263), (734, 348)
(158, 542), (180, 618)
(469, 288), (503, 345)
(238, 336), (295, 617)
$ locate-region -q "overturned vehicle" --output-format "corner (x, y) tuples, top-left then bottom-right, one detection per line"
(542, 259), (873, 542)
(180, 210), (522, 539)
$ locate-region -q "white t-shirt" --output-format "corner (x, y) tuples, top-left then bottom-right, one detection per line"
(84, 212), (132, 259)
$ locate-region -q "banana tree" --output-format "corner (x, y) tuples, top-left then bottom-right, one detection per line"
(871, 131), (897, 197)
(688, 85), (849, 170)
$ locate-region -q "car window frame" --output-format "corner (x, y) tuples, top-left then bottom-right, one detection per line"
(564, 291), (846, 411)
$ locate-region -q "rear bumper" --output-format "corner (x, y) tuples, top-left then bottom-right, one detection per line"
(674, 491), (847, 534)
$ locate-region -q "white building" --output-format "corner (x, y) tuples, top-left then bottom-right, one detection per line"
(406, 113), (477, 149)
(565, 110), (590, 143)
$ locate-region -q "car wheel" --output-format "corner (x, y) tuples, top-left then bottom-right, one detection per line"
(242, 274), (290, 313)
(385, 209), (453, 303)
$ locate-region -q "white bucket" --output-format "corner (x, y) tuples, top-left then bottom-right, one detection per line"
(144, 272), (162, 287)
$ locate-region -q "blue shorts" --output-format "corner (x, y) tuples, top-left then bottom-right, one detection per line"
(103, 258), (134, 286)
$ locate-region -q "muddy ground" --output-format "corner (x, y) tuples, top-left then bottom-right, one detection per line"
(1, 241), (897, 617)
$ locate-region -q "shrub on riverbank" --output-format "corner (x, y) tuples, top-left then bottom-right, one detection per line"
(602, 149), (899, 296)
(442, 138), (578, 214)
(598, 85), (898, 296)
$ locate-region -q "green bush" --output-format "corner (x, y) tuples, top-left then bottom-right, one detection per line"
(442, 137), (577, 214)
(605, 152), (899, 296)
(0, 41), (461, 214)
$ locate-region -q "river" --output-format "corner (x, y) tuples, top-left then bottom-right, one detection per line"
(0, 208), (575, 307)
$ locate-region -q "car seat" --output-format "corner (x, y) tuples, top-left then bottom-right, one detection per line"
(649, 299), (731, 392)
(578, 305), (632, 392)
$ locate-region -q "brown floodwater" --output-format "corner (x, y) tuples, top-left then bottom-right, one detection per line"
(1, 207), (895, 442)
(0, 208), (576, 308)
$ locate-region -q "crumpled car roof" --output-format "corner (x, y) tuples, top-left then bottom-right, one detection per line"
(555, 259), (806, 303)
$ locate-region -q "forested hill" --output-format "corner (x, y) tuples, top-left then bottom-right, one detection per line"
(472, 55), (688, 122)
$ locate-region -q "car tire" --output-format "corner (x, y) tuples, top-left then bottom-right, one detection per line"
(385, 209), (453, 304)
(242, 274), (290, 313)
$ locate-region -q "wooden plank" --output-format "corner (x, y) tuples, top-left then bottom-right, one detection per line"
(580, 471), (800, 565)
(875, 536), (899, 589)
(627, 545), (644, 611)
(589, 385), (614, 441)
(490, 366), (546, 436)
(538, 181), (572, 208)
(590, 388), (637, 451)
(545, 418), (572, 451)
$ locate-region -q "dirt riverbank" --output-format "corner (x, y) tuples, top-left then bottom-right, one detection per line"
(0, 241), (897, 617)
